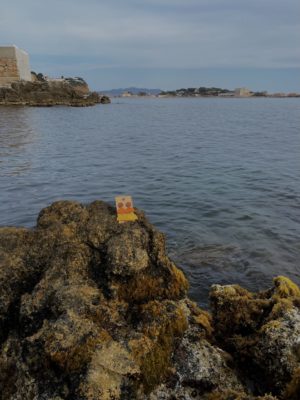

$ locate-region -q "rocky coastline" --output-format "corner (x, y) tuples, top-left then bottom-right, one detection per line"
(0, 79), (110, 107)
(0, 200), (299, 399)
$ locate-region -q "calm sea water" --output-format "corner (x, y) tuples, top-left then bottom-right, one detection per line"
(0, 98), (299, 306)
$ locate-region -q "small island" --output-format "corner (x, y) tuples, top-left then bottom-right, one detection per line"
(102, 86), (300, 99)
(0, 46), (110, 106)
(159, 86), (300, 98)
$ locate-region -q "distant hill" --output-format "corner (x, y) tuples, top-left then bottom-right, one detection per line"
(99, 87), (162, 97)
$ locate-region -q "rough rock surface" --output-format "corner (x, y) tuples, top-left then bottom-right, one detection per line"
(210, 277), (300, 399)
(0, 200), (299, 399)
(0, 80), (110, 106)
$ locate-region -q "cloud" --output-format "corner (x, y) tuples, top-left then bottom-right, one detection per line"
(1, 0), (299, 87)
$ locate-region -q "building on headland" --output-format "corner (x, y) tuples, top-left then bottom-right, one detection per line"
(0, 45), (31, 87)
(121, 91), (133, 97)
(234, 87), (251, 97)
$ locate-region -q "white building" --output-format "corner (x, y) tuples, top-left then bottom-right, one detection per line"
(234, 87), (251, 97)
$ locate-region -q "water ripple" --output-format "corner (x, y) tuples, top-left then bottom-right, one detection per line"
(0, 98), (300, 306)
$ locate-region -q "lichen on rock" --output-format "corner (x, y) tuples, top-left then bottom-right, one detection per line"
(210, 276), (300, 399)
(0, 200), (190, 399)
(0, 199), (299, 399)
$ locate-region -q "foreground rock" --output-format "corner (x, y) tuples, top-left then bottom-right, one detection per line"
(210, 278), (300, 399)
(0, 79), (110, 106)
(0, 200), (299, 399)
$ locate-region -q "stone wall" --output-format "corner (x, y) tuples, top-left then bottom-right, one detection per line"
(0, 46), (31, 86)
(15, 47), (31, 81)
(0, 47), (19, 86)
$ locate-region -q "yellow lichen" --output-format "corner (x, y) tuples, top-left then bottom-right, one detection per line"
(216, 284), (253, 298)
(130, 302), (188, 393)
(118, 275), (164, 302)
(79, 340), (140, 400)
(268, 298), (293, 321)
(169, 263), (189, 296)
(264, 277), (300, 321)
(61, 224), (77, 240)
(48, 328), (111, 372)
(211, 285), (271, 338)
(138, 301), (188, 338)
(273, 276), (300, 299)
(259, 319), (282, 333)
(192, 311), (213, 337)
(67, 329), (111, 372)
(117, 263), (189, 303)
(187, 301), (213, 336)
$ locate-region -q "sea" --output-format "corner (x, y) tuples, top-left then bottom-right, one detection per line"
(0, 97), (299, 307)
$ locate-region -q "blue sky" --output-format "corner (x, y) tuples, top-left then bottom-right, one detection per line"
(1, 0), (299, 91)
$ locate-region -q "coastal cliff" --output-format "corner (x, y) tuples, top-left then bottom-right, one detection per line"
(0, 200), (299, 399)
(0, 78), (110, 106)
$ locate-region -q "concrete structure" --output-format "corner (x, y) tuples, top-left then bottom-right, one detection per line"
(121, 91), (133, 97)
(234, 87), (251, 97)
(0, 45), (31, 86)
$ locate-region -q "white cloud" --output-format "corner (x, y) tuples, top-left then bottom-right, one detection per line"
(0, 0), (299, 69)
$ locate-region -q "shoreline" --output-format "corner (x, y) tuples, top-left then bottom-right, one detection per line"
(112, 94), (300, 99)
(0, 80), (111, 107)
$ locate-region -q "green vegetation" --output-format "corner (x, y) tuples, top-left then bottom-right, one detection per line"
(160, 86), (232, 97)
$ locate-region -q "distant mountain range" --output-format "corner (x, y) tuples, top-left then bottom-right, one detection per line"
(98, 87), (162, 97)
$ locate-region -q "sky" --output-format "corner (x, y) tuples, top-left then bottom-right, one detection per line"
(1, 0), (299, 92)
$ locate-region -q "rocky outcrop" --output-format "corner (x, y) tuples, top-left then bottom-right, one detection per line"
(99, 95), (111, 104)
(0, 79), (110, 106)
(0, 200), (299, 399)
(210, 277), (300, 399)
